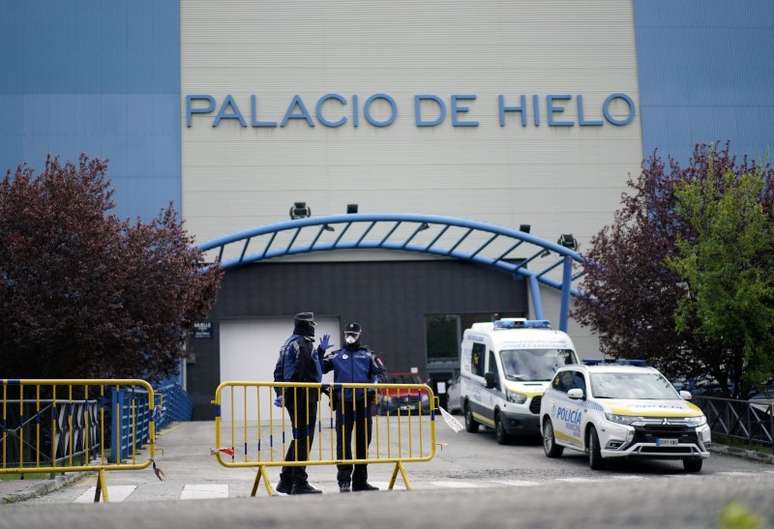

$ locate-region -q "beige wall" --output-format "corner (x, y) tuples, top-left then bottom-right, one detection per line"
(180, 0), (643, 348)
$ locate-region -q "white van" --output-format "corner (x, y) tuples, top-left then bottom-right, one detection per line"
(459, 318), (579, 444)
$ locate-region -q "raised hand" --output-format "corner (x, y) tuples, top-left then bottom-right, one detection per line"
(319, 333), (334, 351)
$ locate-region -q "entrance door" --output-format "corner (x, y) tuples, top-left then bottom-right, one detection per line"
(219, 317), (340, 425)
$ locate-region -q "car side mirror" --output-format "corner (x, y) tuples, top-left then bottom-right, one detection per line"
(567, 388), (585, 400)
(679, 390), (692, 401)
(485, 372), (497, 389)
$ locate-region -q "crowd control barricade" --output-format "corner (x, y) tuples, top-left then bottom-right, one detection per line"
(0, 379), (156, 502)
(212, 381), (438, 496)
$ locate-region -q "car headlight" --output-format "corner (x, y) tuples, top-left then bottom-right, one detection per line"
(684, 415), (707, 427)
(506, 389), (527, 404)
(605, 413), (640, 426)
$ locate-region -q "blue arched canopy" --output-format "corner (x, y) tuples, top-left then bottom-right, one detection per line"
(198, 213), (585, 331)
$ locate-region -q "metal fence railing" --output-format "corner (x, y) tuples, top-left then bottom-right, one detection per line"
(155, 384), (193, 430)
(212, 381), (439, 496)
(693, 395), (774, 453)
(1, 379), (156, 502)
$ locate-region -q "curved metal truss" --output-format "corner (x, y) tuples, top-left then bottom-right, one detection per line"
(198, 213), (586, 331)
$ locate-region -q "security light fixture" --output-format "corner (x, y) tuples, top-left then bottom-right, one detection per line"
(290, 202), (311, 220)
(557, 233), (579, 251)
(323, 224), (335, 232)
(519, 224), (531, 233)
(418, 222), (430, 231)
(346, 204), (359, 214)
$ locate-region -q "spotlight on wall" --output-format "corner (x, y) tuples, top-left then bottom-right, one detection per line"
(290, 202), (311, 220)
(557, 233), (579, 251)
(519, 224), (531, 234)
(346, 204), (359, 214)
(418, 222), (430, 231)
(323, 224), (335, 232)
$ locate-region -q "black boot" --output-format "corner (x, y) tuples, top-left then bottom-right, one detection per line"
(352, 482), (379, 492)
(339, 482), (351, 493)
(291, 482), (323, 494)
(275, 481), (293, 495)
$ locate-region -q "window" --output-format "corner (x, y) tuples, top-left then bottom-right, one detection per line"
(426, 312), (527, 366)
(498, 349), (576, 382)
(572, 371), (587, 394)
(426, 314), (460, 360)
(590, 373), (680, 400)
(487, 350), (500, 390)
(553, 371), (574, 393)
(471, 343), (486, 377)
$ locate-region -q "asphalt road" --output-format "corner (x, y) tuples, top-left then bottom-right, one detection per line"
(2, 421), (772, 528)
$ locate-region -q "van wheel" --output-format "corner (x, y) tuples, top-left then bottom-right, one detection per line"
(542, 418), (563, 458)
(464, 403), (479, 433)
(683, 458), (703, 473)
(495, 414), (510, 445)
(587, 425), (605, 470)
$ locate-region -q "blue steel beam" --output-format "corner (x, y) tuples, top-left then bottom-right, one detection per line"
(198, 213), (584, 296)
(559, 255), (573, 331)
(528, 275), (544, 320)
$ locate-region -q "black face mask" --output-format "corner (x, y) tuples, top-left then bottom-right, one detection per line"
(294, 320), (315, 338)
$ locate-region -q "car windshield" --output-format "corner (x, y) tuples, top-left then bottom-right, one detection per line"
(499, 349), (576, 381)
(590, 373), (680, 400)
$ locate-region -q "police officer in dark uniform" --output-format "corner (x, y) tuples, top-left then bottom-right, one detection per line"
(273, 312), (333, 495)
(323, 322), (383, 492)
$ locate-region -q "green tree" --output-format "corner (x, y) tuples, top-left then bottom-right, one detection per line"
(667, 164), (774, 398)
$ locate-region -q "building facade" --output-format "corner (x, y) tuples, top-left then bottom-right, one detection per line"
(2, 0), (773, 418)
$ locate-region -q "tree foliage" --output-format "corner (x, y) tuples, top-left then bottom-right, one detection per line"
(574, 144), (774, 397)
(667, 165), (774, 397)
(0, 155), (223, 380)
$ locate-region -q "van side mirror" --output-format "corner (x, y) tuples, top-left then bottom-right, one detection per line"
(485, 372), (497, 389)
(679, 390), (692, 401)
(567, 388), (585, 400)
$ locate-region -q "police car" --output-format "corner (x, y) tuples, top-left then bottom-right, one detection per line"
(459, 318), (579, 444)
(540, 365), (711, 472)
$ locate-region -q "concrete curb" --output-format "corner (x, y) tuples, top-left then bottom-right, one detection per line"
(710, 443), (774, 465)
(0, 472), (89, 504)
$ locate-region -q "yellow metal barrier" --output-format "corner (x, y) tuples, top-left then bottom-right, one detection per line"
(0, 379), (155, 502)
(212, 381), (438, 496)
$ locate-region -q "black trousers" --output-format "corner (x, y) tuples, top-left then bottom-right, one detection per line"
(335, 392), (373, 486)
(279, 388), (318, 486)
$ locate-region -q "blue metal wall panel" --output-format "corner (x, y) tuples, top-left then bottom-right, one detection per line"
(0, 0), (180, 220)
(633, 0), (774, 163)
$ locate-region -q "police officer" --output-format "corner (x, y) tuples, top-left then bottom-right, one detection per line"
(323, 322), (383, 492)
(273, 312), (333, 495)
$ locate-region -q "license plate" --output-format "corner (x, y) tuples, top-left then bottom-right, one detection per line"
(656, 438), (679, 447)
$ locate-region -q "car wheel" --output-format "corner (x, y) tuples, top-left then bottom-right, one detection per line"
(542, 418), (564, 458)
(683, 458), (703, 473)
(495, 414), (510, 445)
(587, 426), (605, 470)
(464, 403), (479, 433)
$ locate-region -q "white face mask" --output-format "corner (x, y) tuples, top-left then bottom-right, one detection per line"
(344, 334), (359, 344)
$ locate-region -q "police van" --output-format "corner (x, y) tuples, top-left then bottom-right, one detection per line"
(459, 318), (579, 444)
